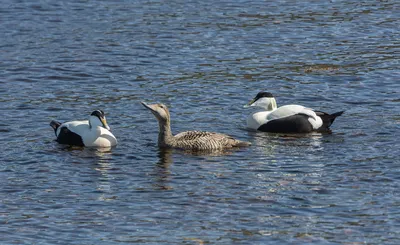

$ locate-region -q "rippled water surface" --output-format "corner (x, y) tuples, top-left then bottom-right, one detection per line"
(1, 0), (399, 244)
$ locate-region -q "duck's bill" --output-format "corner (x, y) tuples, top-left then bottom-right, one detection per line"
(141, 101), (156, 112)
(101, 118), (111, 131)
(243, 99), (255, 108)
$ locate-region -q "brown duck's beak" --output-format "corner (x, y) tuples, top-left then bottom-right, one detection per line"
(141, 101), (157, 113)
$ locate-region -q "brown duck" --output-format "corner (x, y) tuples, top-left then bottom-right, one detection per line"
(141, 102), (251, 151)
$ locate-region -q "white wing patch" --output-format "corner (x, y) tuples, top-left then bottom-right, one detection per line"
(266, 105), (305, 120)
(267, 105), (322, 130)
(307, 112), (323, 129)
(57, 120), (89, 136)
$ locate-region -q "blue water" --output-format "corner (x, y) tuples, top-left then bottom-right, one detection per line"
(1, 1), (399, 244)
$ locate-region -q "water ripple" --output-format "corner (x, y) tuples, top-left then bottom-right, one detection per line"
(0, 0), (399, 244)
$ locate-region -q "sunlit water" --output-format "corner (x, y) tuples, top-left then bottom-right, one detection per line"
(1, 1), (399, 244)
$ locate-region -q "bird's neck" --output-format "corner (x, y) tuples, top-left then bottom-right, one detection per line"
(266, 98), (277, 111)
(157, 120), (174, 148)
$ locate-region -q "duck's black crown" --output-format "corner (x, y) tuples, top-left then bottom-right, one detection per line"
(255, 92), (274, 99)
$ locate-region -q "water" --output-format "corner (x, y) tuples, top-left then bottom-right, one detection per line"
(1, 0), (399, 244)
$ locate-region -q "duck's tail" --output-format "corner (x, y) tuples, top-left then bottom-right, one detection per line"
(50, 120), (62, 136)
(316, 111), (344, 131)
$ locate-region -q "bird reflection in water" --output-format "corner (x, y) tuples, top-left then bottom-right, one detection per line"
(248, 130), (326, 156)
(152, 147), (238, 191)
(151, 148), (174, 190)
(58, 145), (116, 201)
(92, 147), (116, 201)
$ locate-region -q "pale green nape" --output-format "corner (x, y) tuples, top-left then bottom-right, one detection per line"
(267, 97), (278, 111)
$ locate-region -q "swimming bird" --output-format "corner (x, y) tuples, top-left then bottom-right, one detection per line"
(244, 92), (344, 133)
(50, 110), (117, 147)
(141, 102), (251, 151)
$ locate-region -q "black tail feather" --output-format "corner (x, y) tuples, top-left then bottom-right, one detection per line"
(316, 111), (344, 130)
(330, 111), (344, 118)
(50, 120), (62, 136)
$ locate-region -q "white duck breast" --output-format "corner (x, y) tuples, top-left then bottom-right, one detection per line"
(245, 92), (344, 133)
(50, 110), (117, 147)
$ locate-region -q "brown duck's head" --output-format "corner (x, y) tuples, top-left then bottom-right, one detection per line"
(141, 102), (171, 123)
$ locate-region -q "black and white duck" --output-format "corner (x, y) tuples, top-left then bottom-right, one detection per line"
(244, 92), (344, 133)
(50, 110), (117, 147)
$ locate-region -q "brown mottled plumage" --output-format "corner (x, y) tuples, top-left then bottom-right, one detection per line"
(141, 102), (251, 151)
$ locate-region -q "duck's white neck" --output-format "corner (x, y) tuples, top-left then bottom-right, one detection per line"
(252, 97), (278, 111)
